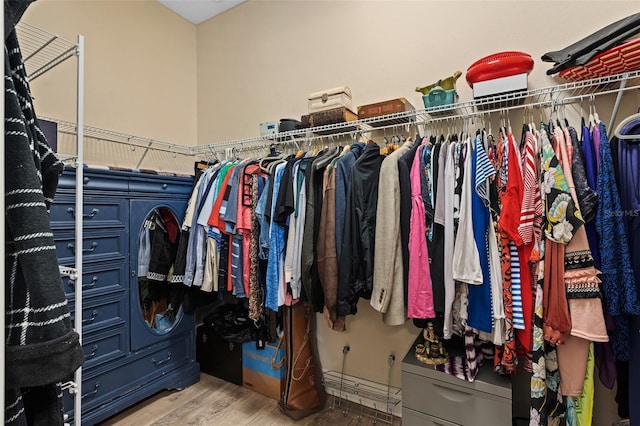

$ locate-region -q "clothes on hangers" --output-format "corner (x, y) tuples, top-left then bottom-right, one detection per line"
(173, 110), (639, 423)
(337, 143), (384, 316)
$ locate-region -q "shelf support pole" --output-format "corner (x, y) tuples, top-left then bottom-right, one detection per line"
(74, 34), (85, 426)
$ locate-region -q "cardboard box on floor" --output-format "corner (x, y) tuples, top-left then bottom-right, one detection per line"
(242, 341), (285, 400)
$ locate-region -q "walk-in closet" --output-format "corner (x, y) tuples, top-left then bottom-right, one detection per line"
(4, 2), (640, 426)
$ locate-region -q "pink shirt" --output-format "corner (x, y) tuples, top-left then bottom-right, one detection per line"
(407, 144), (435, 319)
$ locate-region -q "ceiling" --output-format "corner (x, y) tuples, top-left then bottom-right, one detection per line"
(157, 0), (246, 25)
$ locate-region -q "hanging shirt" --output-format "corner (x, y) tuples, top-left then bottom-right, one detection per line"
(442, 141), (457, 339)
(467, 133), (495, 334)
(407, 143), (435, 319)
(303, 149), (340, 312)
(452, 137), (482, 285)
(334, 142), (365, 259)
(615, 119), (640, 425)
(183, 167), (219, 287)
(592, 124), (601, 168)
(317, 163), (342, 328)
(207, 163), (236, 230)
(290, 162), (308, 303)
(596, 122), (640, 316)
(283, 160), (302, 305)
(398, 140), (422, 305)
(540, 127), (574, 342)
(266, 163), (287, 310)
(430, 140), (449, 315)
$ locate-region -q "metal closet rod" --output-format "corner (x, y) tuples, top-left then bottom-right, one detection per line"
(194, 70), (640, 154)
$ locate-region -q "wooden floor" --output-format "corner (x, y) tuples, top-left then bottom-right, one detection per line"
(99, 373), (402, 426)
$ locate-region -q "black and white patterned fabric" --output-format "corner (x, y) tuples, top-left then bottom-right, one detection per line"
(4, 13), (84, 425)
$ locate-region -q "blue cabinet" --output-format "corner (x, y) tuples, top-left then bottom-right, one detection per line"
(129, 199), (193, 351)
(54, 167), (200, 425)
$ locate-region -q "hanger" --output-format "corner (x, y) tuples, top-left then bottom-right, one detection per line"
(588, 94), (601, 127)
(562, 103), (570, 128)
(613, 110), (640, 140)
(258, 143), (283, 173)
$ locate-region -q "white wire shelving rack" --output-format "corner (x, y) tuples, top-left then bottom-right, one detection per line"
(191, 69), (640, 156)
(11, 21), (85, 426)
(44, 69), (640, 168)
(50, 118), (196, 173)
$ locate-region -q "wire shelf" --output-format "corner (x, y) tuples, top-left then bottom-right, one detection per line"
(46, 118), (198, 174)
(323, 371), (401, 406)
(15, 22), (78, 81)
(51, 119), (193, 156)
(193, 69), (640, 154)
(42, 70), (640, 164)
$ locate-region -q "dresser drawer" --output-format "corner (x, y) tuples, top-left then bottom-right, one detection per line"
(129, 175), (192, 196)
(58, 167), (130, 194)
(55, 231), (126, 266)
(62, 263), (126, 299)
(78, 335), (191, 412)
(403, 407), (460, 426)
(403, 371), (511, 426)
(50, 198), (126, 231)
(82, 325), (127, 371)
(69, 291), (126, 334)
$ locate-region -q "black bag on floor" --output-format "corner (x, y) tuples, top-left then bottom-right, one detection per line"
(203, 301), (255, 343)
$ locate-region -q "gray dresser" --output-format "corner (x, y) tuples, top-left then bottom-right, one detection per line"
(401, 342), (512, 426)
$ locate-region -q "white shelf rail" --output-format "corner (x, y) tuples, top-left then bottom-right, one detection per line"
(15, 22), (78, 81)
(73, 34), (84, 426)
(44, 70), (640, 167)
(191, 69), (640, 154)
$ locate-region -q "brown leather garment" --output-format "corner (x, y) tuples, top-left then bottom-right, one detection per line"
(279, 302), (327, 420)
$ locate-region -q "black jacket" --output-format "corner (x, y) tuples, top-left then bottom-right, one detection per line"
(336, 143), (384, 316)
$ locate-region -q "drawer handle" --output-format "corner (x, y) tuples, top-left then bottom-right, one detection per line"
(67, 207), (100, 219)
(162, 183), (168, 190)
(67, 275), (99, 290)
(82, 310), (98, 325)
(81, 382), (100, 400)
(84, 344), (99, 359)
(83, 177), (90, 185)
(67, 241), (98, 254)
(432, 383), (474, 402)
(152, 351), (172, 367)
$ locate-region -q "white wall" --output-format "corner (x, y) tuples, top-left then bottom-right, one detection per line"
(22, 0), (198, 148)
(197, 0), (639, 143)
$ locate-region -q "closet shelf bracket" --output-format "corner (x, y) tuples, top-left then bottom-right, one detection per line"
(609, 72), (630, 131)
(59, 265), (79, 280)
(60, 381), (78, 395)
